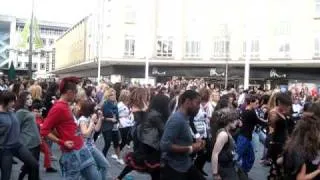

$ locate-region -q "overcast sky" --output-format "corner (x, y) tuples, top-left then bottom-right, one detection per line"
(0, 0), (95, 24)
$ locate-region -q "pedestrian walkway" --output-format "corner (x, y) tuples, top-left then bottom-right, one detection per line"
(10, 136), (268, 180)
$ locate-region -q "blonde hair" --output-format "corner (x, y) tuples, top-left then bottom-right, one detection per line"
(267, 92), (278, 110)
(76, 86), (87, 103)
(30, 84), (42, 100)
(104, 88), (115, 100)
(119, 90), (130, 103)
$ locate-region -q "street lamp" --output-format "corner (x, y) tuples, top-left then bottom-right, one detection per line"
(244, 39), (251, 89)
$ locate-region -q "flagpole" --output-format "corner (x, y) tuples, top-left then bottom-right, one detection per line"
(97, 0), (105, 85)
(28, 0), (34, 79)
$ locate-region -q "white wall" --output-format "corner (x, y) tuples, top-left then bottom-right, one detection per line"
(97, 0), (319, 64)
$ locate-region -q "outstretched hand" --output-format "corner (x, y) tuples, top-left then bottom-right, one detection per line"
(296, 164), (320, 180)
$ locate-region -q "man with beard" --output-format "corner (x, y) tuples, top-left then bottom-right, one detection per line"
(160, 90), (206, 180)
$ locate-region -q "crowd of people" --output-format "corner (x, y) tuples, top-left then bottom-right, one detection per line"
(0, 76), (320, 180)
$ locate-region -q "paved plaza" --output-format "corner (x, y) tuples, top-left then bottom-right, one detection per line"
(10, 136), (268, 180)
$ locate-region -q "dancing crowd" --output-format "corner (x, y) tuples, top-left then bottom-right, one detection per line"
(0, 77), (320, 180)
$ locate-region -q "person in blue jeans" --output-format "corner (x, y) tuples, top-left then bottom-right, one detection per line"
(236, 95), (267, 173)
(41, 77), (100, 180)
(78, 100), (110, 180)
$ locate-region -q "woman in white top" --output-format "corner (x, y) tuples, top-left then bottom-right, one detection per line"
(117, 90), (134, 151)
(78, 100), (110, 180)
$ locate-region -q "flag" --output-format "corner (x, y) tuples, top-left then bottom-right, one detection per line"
(17, 17), (43, 49)
(8, 62), (16, 81)
(18, 21), (30, 49)
(33, 17), (43, 49)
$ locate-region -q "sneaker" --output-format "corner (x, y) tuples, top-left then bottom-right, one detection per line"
(117, 159), (125, 165)
(111, 154), (118, 160)
(46, 167), (58, 173)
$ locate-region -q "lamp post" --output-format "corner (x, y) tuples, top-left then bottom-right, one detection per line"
(96, 0), (105, 85)
(145, 57), (149, 84)
(244, 39), (251, 89)
(28, 0), (35, 79)
(224, 42), (229, 90)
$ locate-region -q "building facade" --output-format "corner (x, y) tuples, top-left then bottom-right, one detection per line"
(0, 14), (70, 78)
(54, 0), (320, 87)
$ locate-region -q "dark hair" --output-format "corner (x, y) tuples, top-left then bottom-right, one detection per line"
(32, 99), (44, 110)
(113, 82), (122, 101)
(15, 91), (30, 111)
(85, 86), (95, 98)
(214, 94), (230, 111)
(12, 83), (22, 97)
(0, 91), (16, 107)
(79, 100), (95, 118)
(213, 107), (239, 128)
(211, 107), (239, 145)
(48, 82), (58, 94)
(59, 77), (80, 94)
(149, 94), (170, 121)
(260, 95), (270, 106)
(245, 94), (257, 104)
(285, 102), (320, 163)
(275, 93), (292, 106)
(178, 90), (200, 106)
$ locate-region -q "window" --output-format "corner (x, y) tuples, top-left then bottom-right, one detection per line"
(274, 22), (290, 58)
(316, 0), (320, 17)
(49, 39), (54, 46)
(40, 51), (46, 58)
(25, 63), (29, 69)
(185, 41), (200, 57)
(213, 38), (230, 58)
(124, 36), (135, 56)
(156, 37), (173, 57)
(40, 63), (45, 70)
(124, 3), (136, 23)
(17, 62), (21, 68)
(41, 38), (46, 45)
(275, 38), (290, 58)
(242, 40), (260, 58)
(32, 63), (37, 69)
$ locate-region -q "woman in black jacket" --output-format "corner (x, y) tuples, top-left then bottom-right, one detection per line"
(116, 91), (170, 180)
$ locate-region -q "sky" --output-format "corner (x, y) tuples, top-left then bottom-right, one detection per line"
(0, 0), (95, 24)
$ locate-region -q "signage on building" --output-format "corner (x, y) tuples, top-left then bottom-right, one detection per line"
(209, 68), (224, 77)
(152, 67), (166, 75)
(270, 68), (286, 78)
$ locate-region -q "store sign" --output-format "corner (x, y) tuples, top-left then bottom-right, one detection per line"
(209, 68), (224, 77)
(270, 69), (286, 78)
(152, 67), (166, 75)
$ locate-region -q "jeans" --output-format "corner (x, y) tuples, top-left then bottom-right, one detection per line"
(236, 135), (255, 173)
(0, 143), (39, 180)
(19, 145), (41, 180)
(88, 145), (110, 180)
(59, 146), (100, 180)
